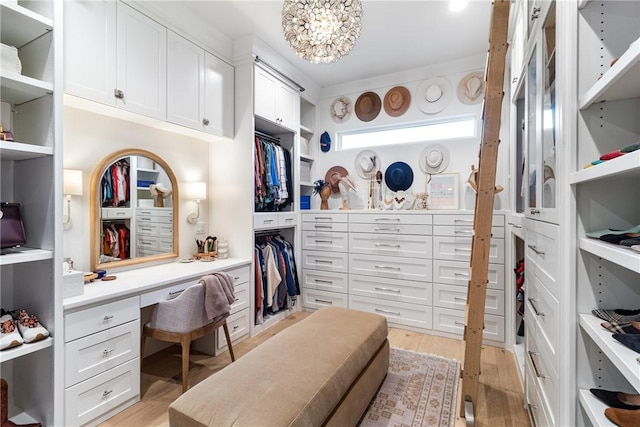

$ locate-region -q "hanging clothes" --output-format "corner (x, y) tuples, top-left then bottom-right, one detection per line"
(102, 223), (130, 260)
(254, 133), (292, 212)
(101, 159), (131, 207)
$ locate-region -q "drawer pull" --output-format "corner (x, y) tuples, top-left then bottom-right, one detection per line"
(314, 279), (333, 284)
(374, 243), (401, 248)
(314, 225), (333, 229)
(102, 348), (114, 356)
(140, 227), (152, 231)
(527, 404), (539, 427)
(375, 308), (401, 316)
(314, 298), (333, 305)
(263, 219), (274, 223)
(314, 217), (333, 221)
(374, 265), (401, 270)
(314, 240), (334, 244)
(139, 217), (151, 221)
(454, 321), (465, 326)
(528, 351), (547, 378)
(315, 259), (333, 264)
(168, 290), (184, 299)
(374, 227), (400, 231)
(508, 222), (523, 229)
(454, 230), (473, 234)
(454, 219), (473, 223)
(234, 276), (240, 280)
(527, 298), (545, 317)
(102, 389), (113, 398)
(374, 217), (400, 222)
(103, 315), (114, 321)
(453, 247), (471, 252)
(233, 325), (239, 330)
(284, 218), (294, 222)
(374, 287), (401, 293)
(527, 245), (545, 255)
(234, 298), (239, 302)
(454, 297), (467, 302)
(454, 272), (469, 278)
(530, 209), (540, 215)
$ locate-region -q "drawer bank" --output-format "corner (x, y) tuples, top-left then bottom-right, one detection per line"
(169, 307), (389, 427)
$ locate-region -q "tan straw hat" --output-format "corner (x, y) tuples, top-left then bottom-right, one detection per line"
(383, 86), (411, 117)
(355, 91), (382, 122)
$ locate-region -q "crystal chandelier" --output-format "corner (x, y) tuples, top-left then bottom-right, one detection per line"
(282, 0), (363, 64)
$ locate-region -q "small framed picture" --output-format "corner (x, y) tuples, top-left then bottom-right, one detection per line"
(428, 173), (459, 210)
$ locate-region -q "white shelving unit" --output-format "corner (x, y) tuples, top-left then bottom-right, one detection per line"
(578, 389), (616, 427)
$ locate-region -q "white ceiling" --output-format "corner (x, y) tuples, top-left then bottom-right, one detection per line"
(179, 0), (493, 88)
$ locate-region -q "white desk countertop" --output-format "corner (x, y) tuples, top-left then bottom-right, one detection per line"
(63, 257), (251, 311)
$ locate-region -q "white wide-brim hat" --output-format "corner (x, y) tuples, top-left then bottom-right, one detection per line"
(330, 96), (353, 124)
(416, 77), (452, 114)
(457, 71), (485, 105)
(420, 144), (450, 174)
(354, 149), (380, 179)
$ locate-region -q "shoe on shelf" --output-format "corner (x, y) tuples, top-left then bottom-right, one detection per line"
(592, 308), (640, 324)
(0, 315), (23, 351)
(11, 310), (48, 344)
(1, 379), (42, 427)
(590, 388), (640, 411)
(612, 333), (640, 354)
(605, 407), (640, 427)
(601, 321), (640, 335)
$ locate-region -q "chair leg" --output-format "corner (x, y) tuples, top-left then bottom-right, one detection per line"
(223, 321), (235, 362)
(180, 334), (192, 393)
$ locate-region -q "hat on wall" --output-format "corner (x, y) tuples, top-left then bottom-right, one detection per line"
(383, 86), (411, 117)
(354, 149), (380, 179)
(320, 131), (331, 152)
(416, 77), (452, 114)
(355, 91), (382, 122)
(384, 161), (414, 192)
(330, 96), (353, 123)
(325, 166), (350, 193)
(457, 71), (485, 105)
(419, 144), (450, 174)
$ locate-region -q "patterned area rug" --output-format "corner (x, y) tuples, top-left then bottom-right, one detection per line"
(359, 347), (460, 427)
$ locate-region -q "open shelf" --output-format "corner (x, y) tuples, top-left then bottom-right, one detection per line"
(0, 337), (53, 363)
(0, 70), (53, 105)
(570, 150), (640, 184)
(300, 124), (314, 139)
(0, 1), (52, 48)
(0, 247), (53, 266)
(579, 238), (640, 273)
(0, 141), (54, 161)
(300, 153), (313, 163)
(579, 313), (640, 392)
(578, 389), (616, 427)
(579, 37), (640, 109)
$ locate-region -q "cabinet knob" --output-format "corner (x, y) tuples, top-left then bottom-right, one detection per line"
(114, 89), (124, 99)
(530, 7), (541, 21)
(512, 77), (518, 83)
(530, 208), (540, 215)
(202, 118), (210, 126)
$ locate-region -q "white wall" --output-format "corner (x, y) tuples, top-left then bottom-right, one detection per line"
(62, 105), (211, 271)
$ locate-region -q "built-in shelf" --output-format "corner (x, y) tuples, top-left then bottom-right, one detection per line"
(300, 124), (313, 139)
(569, 150), (640, 184)
(577, 0), (590, 10)
(579, 238), (640, 273)
(0, 1), (52, 48)
(578, 389), (615, 427)
(0, 70), (53, 105)
(0, 337), (52, 363)
(0, 247), (53, 266)
(300, 153), (313, 163)
(579, 313), (640, 392)
(137, 168), (159, 173)
(0, 141), (54, 161)
(300, 181), (314, 187)
(579, 37), (640, 109)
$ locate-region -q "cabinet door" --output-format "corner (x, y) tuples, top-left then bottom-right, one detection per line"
(203, 52), (234, 138)
(116, 3), (167, 121)
(275, 82), (299, 131)
(167, 31), (204, 130)
(64, 0), (117, 105)
(254, 66), (276, 121)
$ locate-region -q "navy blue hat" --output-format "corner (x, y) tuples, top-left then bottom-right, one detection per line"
(385, 161), (414, 191)
(320, 131), (331, 152)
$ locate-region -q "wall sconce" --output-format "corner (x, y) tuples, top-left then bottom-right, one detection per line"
(185, 181), (207, 224)
(63, 169), (83, 224)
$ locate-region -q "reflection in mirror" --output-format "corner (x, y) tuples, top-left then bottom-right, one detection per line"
(90, 149), (179, 271)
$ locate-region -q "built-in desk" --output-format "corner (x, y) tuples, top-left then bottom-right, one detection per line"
(62, 258), (251, 427)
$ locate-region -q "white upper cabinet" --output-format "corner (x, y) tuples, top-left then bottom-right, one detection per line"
(167, 31), (204, 129)
(254, 66), (299, 131)
(203, 51), (234, 138)
(64, 0), (117, 105)
(116, 2), (166, 121)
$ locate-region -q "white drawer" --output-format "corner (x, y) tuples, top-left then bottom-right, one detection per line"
(433, 236), (504, 264)
(349, 275), (432, 306)
(136, 208), (173, 218)
(64, 357), (140, 427)
(526, 221), (559, 298)
(302, 230), (348, 252)
(230, 282), (249, 315)
(303, 288), (348, 310)
(432, 214), (504, 226)
(349, 213), (432, 225)
(65, 320), (140, 387)
(137, 215), (173, 224)
(302, 250), (349, 274)
(101, 207), (133, 219)
(349, 233), (432, 259)
(302, 212), (348, 223)
(525, 355), (554, 427)
(302, 221), (349, 233)
(140, 279), (198, 308)
(136, 235), (159, 250)
(302, 270), (349, 294)
(349, 253), (432, 283)
(433, 260), (504, 290)
(432, 283), (504, 315)
(432, 225), (504, 239)
(348, 222), (432, 236)
(158, 223), (173, 238)
(137, 248), (161, 257)
(348, 294), (432, 330)
(254, 213), (278, 229)
(278, 212), (298, 227)
(216, 309), (249, 352)
(158, 237), (174, 252)
(526, 274), (560, 372)
(65, 296), (139, 342)
(525, 321), (559, 425)
(432, 307), (505, 342)
(136, 222), (159, 236)
(227, 265), (250, 286)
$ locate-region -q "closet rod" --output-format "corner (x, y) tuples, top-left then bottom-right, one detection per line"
(255, 131), (281, 144)
(254, 229), (284, 237)
(254, 56), (305, 93)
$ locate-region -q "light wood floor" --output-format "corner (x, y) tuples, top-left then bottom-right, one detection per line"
(100, 312), (530, 427)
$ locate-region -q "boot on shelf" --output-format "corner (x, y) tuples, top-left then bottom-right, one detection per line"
(1, 379), (41, 427)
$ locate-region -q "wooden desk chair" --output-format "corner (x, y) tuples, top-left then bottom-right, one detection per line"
(141, 283), (235, 393)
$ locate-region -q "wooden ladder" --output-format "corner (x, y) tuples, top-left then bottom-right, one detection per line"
(460, 0), (511, 424)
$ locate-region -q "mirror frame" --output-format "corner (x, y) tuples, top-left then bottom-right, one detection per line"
(90, 149), (179, 271)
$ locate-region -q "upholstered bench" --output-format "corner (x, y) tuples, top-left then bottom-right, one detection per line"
(169, 307), (389, 427)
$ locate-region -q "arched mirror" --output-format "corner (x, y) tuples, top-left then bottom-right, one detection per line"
(90, 149), (179, 271)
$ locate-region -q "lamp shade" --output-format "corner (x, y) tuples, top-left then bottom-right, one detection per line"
(185, 181), (207, 200)
(64, 169), (83, 196)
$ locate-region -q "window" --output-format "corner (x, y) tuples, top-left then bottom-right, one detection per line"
(338, 116), (477, 151)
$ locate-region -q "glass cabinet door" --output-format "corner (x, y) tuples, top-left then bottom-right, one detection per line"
(541, 4), (556, 213)
(526, 46), (538, 213)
